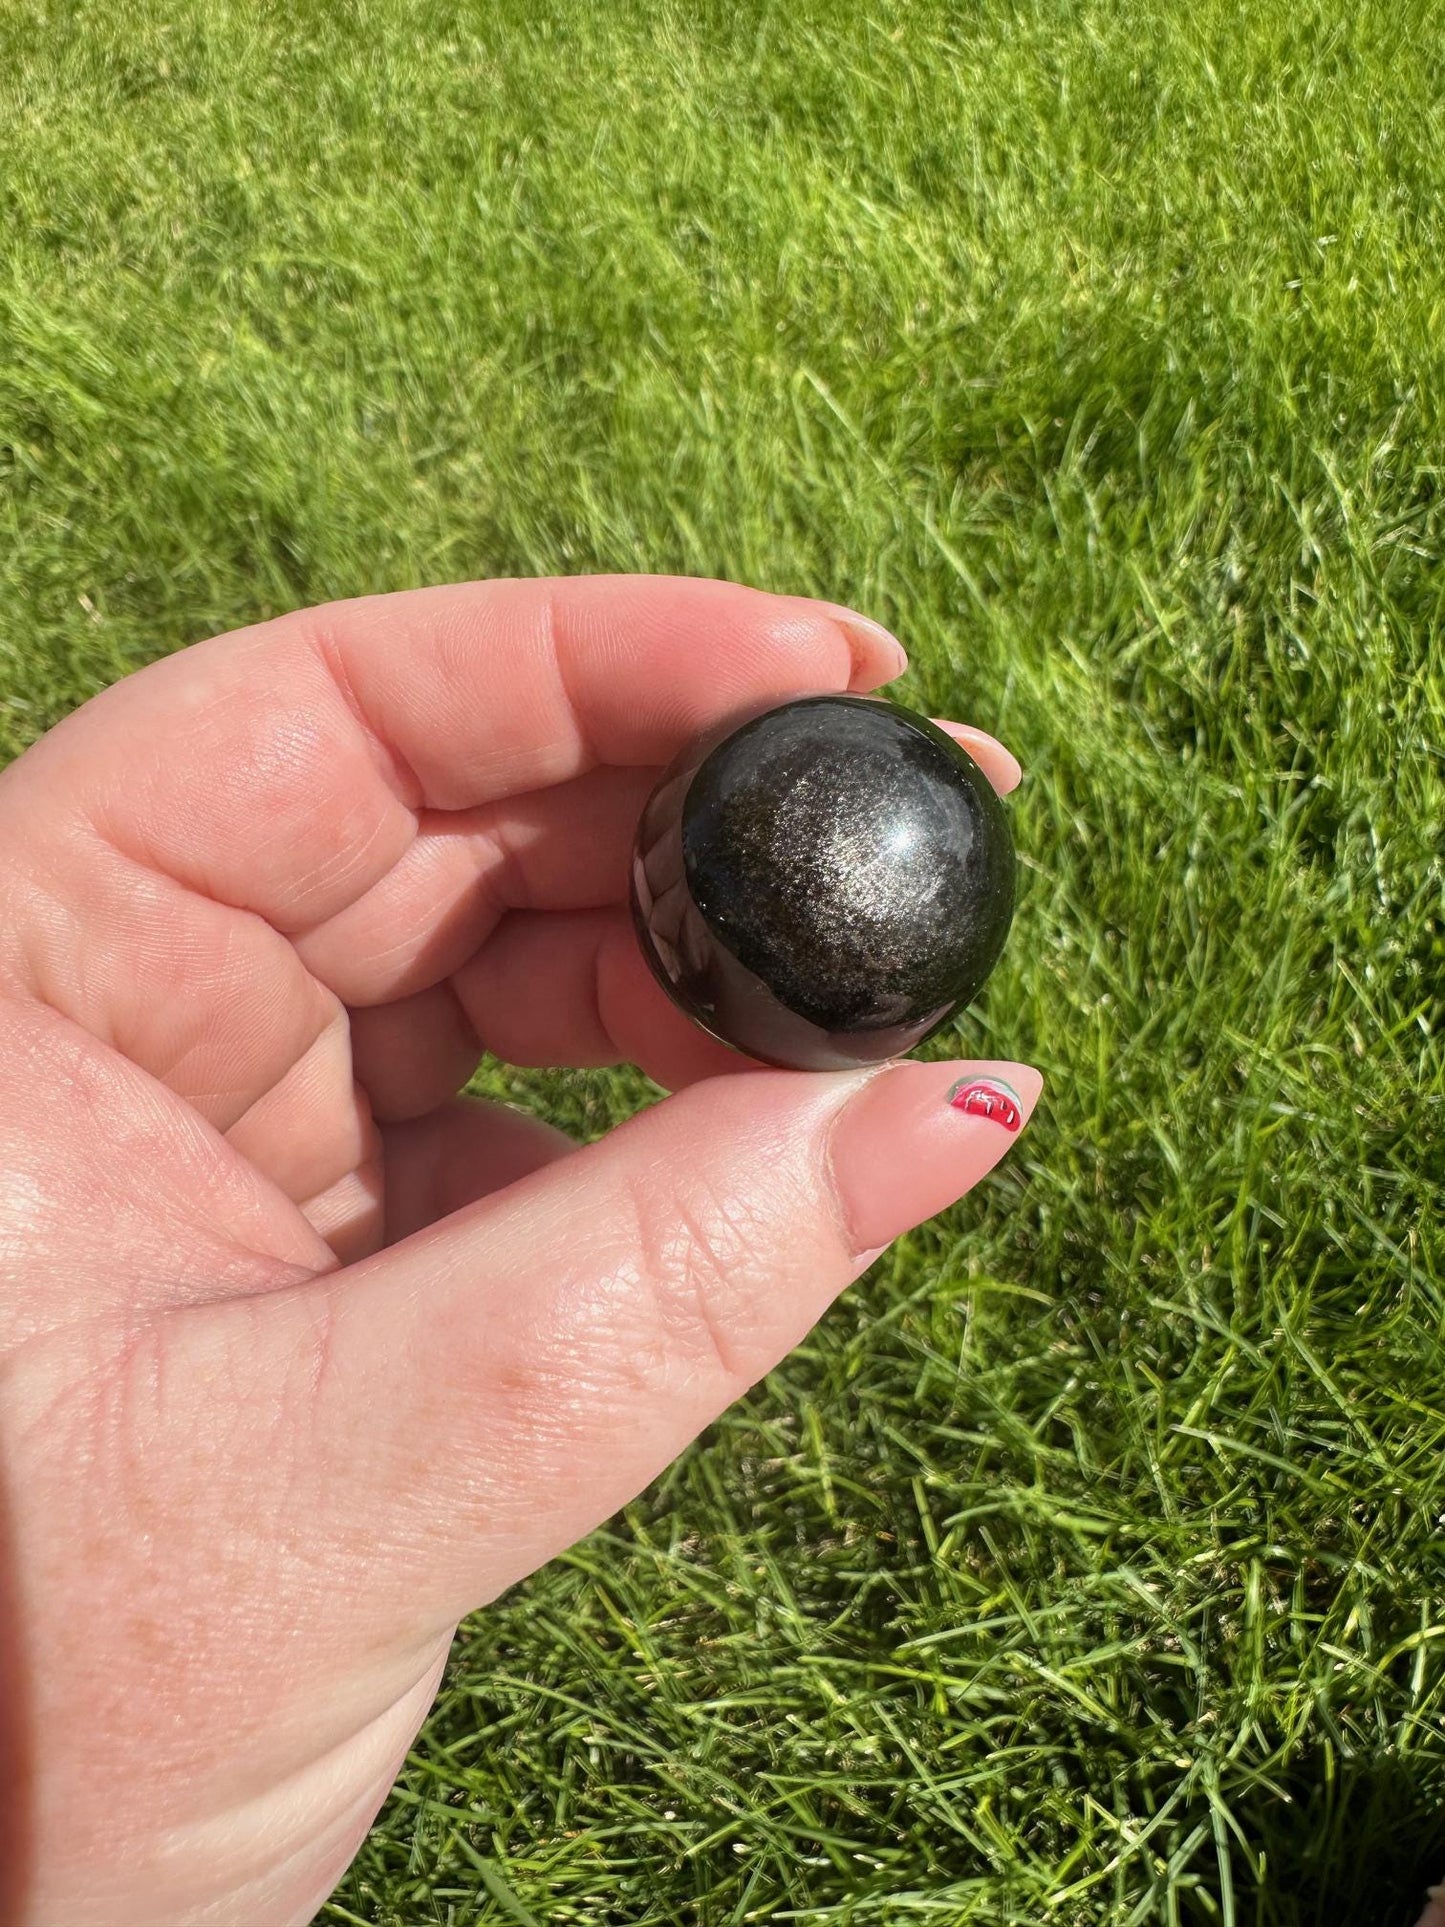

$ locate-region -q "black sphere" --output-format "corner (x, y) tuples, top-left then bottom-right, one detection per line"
(630, 693), (1016, 1070)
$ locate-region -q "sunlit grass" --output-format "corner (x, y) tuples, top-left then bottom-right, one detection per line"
(2, 0), (1443, 1920)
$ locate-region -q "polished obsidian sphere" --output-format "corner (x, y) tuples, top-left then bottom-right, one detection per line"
(630, 693), (1016, 1070)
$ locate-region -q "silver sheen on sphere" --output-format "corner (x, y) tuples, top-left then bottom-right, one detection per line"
(630, 693), (1017, 1070)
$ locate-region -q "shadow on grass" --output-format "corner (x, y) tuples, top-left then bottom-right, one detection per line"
(1180, 1752), (1445, 1927)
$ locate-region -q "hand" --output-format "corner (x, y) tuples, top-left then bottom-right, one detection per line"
(0, 575), (1040, 1926)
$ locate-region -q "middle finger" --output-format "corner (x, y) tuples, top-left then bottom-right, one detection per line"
(295, 762), (656, 1006)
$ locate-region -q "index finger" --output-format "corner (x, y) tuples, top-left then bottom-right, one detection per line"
(310, 575), (906, 805)
(0, 576), (904, 940)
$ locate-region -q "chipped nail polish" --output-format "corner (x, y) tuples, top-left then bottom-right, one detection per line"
(947, 1076), (1025, 1132)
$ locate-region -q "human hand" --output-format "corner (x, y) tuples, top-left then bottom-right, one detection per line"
(0, 576), (1040, 1926)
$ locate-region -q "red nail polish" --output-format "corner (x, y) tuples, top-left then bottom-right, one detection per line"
(947, 1077), (1024, 1132)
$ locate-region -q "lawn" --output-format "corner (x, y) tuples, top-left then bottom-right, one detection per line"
(2, 0), (1444, 1921)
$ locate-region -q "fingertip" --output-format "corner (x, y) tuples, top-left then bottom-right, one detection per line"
(930, 718), (1023, 794)
(829, 1058), (1041, 1257)
(806, 600), (908, 688)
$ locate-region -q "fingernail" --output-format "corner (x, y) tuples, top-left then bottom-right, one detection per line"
(931, 719), (1024, 793)
(1413, 1889), (1445, 1927)
(818, 603), (909, 682)
(828, 1059), (1042, 1257)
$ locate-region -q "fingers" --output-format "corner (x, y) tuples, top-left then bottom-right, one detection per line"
(292, 1085), (569, 1257)
(930, 720), (1023, 795)
(297, 721), (1020, 1012)
(0, 577), (903, 1138)
(342, 718), (1023, 1108)
(293, 764), (656, 1007)
(223, 1056), (1041, 1631)
(297, 1150), (385, 1266)
(303, 576), (903, 811)
(224, 1001), (372, 1199)
(379, 1095), (576, 1243)
(452, 905), (747, 1090)
(348, 905), (743, 1126)
(0, 999), (335, 1349)
(0, 577), (900, 950)
(272, 711), (1025, 1127)
(348, 982), (483, 1122)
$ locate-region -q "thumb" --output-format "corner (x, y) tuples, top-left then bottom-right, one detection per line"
(237, 1056), (1041, 1631)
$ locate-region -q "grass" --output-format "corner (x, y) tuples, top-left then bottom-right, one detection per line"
(3, 0), (1444, 1919)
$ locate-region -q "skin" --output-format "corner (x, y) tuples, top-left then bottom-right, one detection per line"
(0, 575), (1047, 1927)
